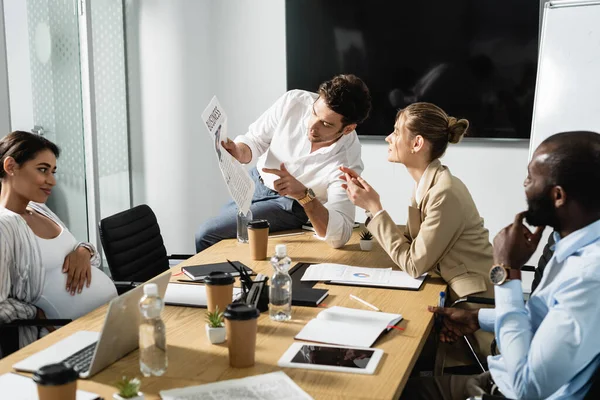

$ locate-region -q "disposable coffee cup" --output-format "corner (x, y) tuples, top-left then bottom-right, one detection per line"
(204, 271), (235, 313)
(247, 219), (270, 260)
(224, 303), (260, 367)
(33, 363), (78, 400)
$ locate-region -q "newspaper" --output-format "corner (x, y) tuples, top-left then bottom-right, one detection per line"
(201, 96), (254, 214)
(160, 371), (313, 400)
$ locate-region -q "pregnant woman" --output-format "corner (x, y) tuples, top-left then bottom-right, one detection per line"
(0, 131), (116, 349)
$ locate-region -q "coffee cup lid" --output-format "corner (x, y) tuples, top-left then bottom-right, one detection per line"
(247, 219), (269, 229)
(224, 303), (260, 321)
(32, 363), (78, 386)
(203, 271), (235, 285)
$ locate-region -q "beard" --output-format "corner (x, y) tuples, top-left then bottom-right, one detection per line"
(525, 188), (559, 228)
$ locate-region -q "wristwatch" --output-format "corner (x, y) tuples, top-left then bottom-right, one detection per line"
(489, 263), (521, 286)
(298, 188), (316, 206)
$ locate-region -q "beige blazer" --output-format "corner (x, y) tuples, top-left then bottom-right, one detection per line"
(367, 159), (494, 299)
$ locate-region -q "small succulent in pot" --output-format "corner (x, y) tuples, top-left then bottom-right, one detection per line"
(359, 230), (374, 251)
(113, 376), (143, 400)
(205, 306), (226, 344)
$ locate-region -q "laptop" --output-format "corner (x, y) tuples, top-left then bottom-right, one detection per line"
(13, 272), (171, 378)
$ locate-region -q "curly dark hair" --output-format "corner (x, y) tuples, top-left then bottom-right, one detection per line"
(318, 74), (372, 126)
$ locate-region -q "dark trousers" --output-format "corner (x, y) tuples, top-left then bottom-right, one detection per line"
(401, 372), (503, 400)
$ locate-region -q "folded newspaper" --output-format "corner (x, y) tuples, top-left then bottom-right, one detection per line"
(160, 371), (313, 400)
(201, 96), (254, 214)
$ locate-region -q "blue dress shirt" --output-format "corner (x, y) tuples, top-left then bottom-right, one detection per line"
(478, 219), (600, 399)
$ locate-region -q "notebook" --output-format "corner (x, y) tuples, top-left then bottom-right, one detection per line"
(181, 261), (253, 281)
(295, 306), (402, 348)
(291, 287), (329, 307)
(164, 283), (243, 308)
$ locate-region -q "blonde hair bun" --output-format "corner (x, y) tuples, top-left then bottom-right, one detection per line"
(447, 117), (469, 144)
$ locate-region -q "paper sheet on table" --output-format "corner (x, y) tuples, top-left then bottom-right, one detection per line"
(201, 96), (254, 214)
(332, 270), (427, 290)
(0, 373), (98, 400)
(164, 283), (243, 307)
(300, 263), (392, 284)
(160, 371), (313, 400)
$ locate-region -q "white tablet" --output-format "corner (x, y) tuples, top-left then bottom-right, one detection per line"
(277, 342), (383, 375)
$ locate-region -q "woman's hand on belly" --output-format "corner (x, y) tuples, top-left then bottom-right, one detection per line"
(62, 247), (92, 295)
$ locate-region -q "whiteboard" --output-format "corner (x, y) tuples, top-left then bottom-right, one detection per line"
(529, 0), (600, 159)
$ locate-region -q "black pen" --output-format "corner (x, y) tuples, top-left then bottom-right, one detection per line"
(226, 259), (251, 292)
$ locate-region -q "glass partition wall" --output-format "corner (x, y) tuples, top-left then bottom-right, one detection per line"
(3, 0), (131, 266)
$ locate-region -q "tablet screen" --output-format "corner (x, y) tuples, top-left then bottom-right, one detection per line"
(290, 345), (375, 369)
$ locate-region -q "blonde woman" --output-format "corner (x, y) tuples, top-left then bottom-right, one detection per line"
(342, 102), (493, 300)
(341, 103), (495, 370)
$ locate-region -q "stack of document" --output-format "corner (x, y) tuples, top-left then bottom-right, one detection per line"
(161, 371), (313, 400)
(301, 263), (426, 290)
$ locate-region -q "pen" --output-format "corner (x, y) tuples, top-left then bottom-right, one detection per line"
(438, 291), (445, 308)
(270, 232), (305, 238)
(349, 294), (381, 312)
(226, 259), (251, 292)
(435, 291), (446, 329)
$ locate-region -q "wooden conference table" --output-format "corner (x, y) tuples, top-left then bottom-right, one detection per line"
(0, 230), (445, 400)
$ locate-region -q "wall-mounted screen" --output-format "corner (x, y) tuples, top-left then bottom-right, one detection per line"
(286, 0), (538, 139)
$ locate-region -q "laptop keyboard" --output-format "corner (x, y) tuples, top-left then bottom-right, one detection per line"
(63, 342), (97, 373)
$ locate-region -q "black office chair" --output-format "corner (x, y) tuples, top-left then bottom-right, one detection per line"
(0, 317), (71, 359)
(99, 204), (191, 292)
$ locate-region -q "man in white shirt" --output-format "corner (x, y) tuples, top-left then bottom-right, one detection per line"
(195, 74), (372, 252)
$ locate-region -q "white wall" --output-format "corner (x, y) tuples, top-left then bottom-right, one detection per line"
(128, 0), (227, 254)
(130, 1), (545, 261)
(0, 0), (12, 134)
(210, 1), (287, 137)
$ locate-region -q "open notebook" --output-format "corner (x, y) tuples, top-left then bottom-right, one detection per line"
(295, 306), (402, 348)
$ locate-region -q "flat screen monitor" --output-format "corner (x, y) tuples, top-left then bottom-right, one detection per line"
(286, 0), (538, 140)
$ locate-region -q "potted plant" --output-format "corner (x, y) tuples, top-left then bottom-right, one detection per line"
(205, 306), (226, 344)
(359, 230), (374, 251)
(113, 376), (143, 400)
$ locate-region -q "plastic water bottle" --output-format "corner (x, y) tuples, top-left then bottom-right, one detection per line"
(139, 283), (167, 377)
(237, 208), (253, 243)
(269, 244), (292, 321)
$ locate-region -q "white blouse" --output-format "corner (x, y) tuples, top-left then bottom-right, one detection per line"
(234, 90), (364, 248)
(33, 225), (116, 320)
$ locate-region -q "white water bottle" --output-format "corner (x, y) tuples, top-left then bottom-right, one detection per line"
(269, 244), (292, 321)
(139, 283), (167, 377)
